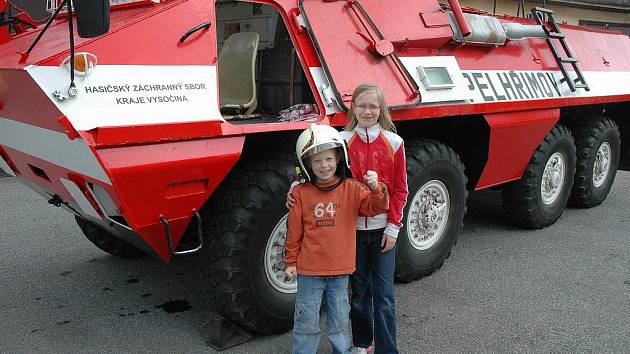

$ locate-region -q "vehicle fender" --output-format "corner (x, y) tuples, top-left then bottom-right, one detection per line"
(476, 108), (559, 189)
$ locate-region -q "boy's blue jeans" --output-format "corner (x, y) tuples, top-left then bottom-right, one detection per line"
(292, 274), (352, 354)
(350, 228), (398, 354)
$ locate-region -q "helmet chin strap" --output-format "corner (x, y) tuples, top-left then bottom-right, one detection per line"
(315, 175), (345, 191)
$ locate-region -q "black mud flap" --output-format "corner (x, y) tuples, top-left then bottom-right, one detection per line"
(201, 312), (254, 351)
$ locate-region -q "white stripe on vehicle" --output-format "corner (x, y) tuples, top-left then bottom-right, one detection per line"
(27, 65), (223, 131)
(460, 70), (630, 103)
(60, 178), (103, 220)
(0, 118), (111, 184)
(399, 56), (630, 104)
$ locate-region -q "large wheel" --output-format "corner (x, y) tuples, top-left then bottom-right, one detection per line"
(569, 117), (620, 208)
(502, 124), (576, 229)
(395, 140), (467, 282)
(195, 153), (296, 334)
(75, 216), (145, 258)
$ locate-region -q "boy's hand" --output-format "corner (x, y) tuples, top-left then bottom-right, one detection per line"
(285, 182), (299, 209)
(365, 170), (379, 191)
(284, 266), (297, 280)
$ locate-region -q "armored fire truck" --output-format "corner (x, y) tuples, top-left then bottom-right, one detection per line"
(1, 0), (628, 334)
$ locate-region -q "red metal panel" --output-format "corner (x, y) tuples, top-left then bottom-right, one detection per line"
(360, 0), (453, 47)
(0, 5), (151, 67)
(96, 136), (245, 261)
(476, 109), (559, 190)
(560, 26), (630, 71)
(64, 0), (217, 66)
(278, 1), (323, 68)
(0, 0), (215, 68)
(84, 120), (226, 148)
(383, 95), (630, 123)
(300, 0), (425, 107)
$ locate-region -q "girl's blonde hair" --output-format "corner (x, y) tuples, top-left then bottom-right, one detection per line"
(344, 83), (396, 133)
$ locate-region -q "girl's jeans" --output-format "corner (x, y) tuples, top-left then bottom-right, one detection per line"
(350, 228), (398, 354)
(292, 274), (352, 354)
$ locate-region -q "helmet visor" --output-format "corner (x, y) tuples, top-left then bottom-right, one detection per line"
(301, 141), (344, 160)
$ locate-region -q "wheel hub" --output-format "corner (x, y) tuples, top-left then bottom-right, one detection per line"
(541, 152), (566, 205)
(593, 142), (611, 188)
(406, 180), (450, 251)
(425, 204), (439, 224)
(264, 214), (296, 294)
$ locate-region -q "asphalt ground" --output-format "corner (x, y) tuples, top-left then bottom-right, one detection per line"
(1, 172), (629, 353)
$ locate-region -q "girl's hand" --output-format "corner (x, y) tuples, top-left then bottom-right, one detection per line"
(381, 233), (397, 253)
(365, 170), (379, 191)
(284, 266), (297, 280)
(285, 182), (299, 209)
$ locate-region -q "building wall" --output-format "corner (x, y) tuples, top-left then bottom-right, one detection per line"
(460, 0), (630, 26)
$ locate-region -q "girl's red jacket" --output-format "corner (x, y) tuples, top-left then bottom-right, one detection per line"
(341, 124), (409, 237)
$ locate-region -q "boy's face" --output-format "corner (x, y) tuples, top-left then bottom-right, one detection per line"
(354, 90), (380, 129)
(308, 149), (339, 183)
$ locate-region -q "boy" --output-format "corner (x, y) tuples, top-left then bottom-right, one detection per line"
(285, 123), (389, 354)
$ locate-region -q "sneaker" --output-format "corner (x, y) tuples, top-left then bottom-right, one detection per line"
(366, 346), (375, 354)
(351, 347), (368, 354)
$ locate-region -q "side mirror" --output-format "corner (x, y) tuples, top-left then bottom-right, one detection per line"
(74, 0), (110, 38)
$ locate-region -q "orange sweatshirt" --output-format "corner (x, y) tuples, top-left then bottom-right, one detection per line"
(284, 177), (389, 276)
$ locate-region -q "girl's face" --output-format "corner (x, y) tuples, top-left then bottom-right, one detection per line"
(353, 90), (380, 129)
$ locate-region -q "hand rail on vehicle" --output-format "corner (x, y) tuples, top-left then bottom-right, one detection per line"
(160, 210), (204, 256)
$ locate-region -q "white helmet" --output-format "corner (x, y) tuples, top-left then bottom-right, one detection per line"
(295, 123), (350, 182)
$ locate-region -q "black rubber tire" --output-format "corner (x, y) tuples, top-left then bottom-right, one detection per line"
(75, 216), (145, 258)
(569, 117), (620, 208)
(195, 152), (296, 334)
(502, 124), (576, 229)
(395, 140), (467, 282)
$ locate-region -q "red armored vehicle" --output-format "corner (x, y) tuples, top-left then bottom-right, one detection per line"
(1, 0), (628, 334)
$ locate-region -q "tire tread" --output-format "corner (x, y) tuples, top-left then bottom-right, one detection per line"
(395, 139), (467, 282)
(502, 124), (576, 229)
(196, 152), (295, 334)
(569, 117), (620, 208)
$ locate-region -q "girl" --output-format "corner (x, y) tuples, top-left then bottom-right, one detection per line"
(341, 83), (408, 354)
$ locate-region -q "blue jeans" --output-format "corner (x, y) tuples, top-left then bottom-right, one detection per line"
(350, 228), (398, 354)
(292, 275), (352, 354)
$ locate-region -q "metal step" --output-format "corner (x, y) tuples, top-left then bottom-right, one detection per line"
(547, 32), (565, 39)
(532, 6), (554, 14)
